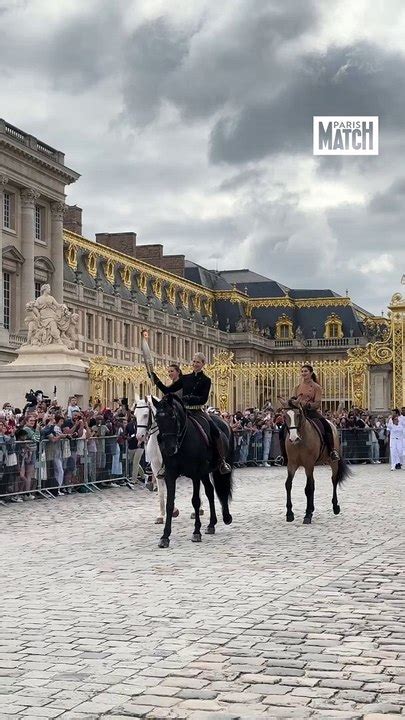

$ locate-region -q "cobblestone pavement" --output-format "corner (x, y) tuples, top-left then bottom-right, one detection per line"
(1, 465), (405, 720)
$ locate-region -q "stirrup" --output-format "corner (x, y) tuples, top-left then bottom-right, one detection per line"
(219, 460), (232, 474)
(330, 450), (339, 461)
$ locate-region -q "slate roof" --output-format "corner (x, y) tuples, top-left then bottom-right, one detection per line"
(64, 245), (373, 339)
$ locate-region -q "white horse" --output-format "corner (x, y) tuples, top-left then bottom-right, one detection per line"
(134, 396), (203, 524)
(134, 396), (179, 524)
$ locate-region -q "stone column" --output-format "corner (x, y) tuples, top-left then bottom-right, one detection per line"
(50, 201), (65, 303)
(20, 187), (39, 332)
(0, 175), (10, 346)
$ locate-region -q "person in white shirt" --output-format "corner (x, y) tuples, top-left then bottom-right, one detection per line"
(388, 415), (403, 470)
(67, 396), (81, 419)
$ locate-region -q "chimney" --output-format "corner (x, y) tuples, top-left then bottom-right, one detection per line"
(64, 205), (82, 235)
(135, 244), (163, 268)
(95, 232), (137, 258)
(161, 254), (185, 277)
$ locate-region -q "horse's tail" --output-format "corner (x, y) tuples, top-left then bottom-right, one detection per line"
(212, 427), (234, 505)
(212, 468), (233, 505)
(335, 456), (351, 485)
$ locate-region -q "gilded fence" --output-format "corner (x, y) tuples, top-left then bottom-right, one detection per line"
(89, 353), (369, 411)
(87, 292), (405, 412)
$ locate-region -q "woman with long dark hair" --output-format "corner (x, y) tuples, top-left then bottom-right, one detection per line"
(292, 364), (338, 459)
(279, 364), (338, 462)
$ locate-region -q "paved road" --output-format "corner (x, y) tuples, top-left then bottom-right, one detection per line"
(0, 465), (404, 720)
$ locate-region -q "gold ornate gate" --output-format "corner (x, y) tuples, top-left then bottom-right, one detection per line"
(89, 296), (403, 411)
(390, 292), (405, 408)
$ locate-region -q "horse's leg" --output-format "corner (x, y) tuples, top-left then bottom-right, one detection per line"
(285, 466), (296, 522)
(201, 473), (217, 534)
(303, 469), (315, 524)
(191, 478), (202, 542)
(158, 472), (176, 548)
(155, 476), (165, 524)
(331, 463), (341, 515)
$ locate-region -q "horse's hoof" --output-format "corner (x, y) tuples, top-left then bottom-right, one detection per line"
(223, 512), (233, 525)
(333, 505), (341, 515)
(155, 517), (164, 524)
(190, 511), (195, 519)
(172, 508), (180, 518)
(286, 512), (294, 522)
(192, 533), (202, 543)
(205, 525), (215, 535)
(303, 516), (312, 525)
(199, 508), (204, 516)
(158, 538), (170, 548)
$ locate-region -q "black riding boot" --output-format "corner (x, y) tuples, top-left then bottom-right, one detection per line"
(215, 435), (232, 474)
(323, 422), (339, 460)
(277, 424), (289, 466)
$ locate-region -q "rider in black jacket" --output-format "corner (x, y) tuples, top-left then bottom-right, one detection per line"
(151, 352), (231, 474)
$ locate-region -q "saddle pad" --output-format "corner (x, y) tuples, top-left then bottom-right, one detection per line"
(188, 414), (210, 447)
(308, 417), (325, 440)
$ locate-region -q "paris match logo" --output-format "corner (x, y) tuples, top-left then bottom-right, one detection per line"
(313, 116), (379, 155)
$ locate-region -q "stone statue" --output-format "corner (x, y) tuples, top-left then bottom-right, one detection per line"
(58, 305), (80, 350)
(24, 284), (79, 350)
(295, 325), (304, 342)
(236, 318), (245, 332)
(225, 318), (231, 332)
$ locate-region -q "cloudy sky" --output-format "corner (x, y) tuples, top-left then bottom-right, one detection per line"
(1, 0), (405, 314)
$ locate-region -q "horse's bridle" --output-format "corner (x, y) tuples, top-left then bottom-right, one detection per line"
(285, 406), (305, 437)
(157, 402), (188, 453)
(135, 402), (158, 438)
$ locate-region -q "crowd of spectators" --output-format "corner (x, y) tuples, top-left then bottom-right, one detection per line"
(0, 391), (150, 504)
(0, 391), (402, 505)
(213, 403), (402, 467)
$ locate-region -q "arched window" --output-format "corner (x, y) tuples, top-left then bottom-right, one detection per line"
(275, 314), (294, 340)
(324, 314), (343, 339)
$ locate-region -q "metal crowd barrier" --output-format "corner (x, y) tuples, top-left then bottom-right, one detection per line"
(232, 427), (389, 467)
(0, 427), (391, 503)
(0, 436), (137, 502)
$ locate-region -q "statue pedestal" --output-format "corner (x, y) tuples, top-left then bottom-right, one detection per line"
(0, 345), (89, 409)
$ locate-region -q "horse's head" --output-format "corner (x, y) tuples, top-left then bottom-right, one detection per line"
(284, 401), (305, 444)
(134, 398), (152, 442)
(152, 394), (185, 457)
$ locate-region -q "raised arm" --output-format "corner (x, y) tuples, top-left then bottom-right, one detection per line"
(151, 371), (183, 395)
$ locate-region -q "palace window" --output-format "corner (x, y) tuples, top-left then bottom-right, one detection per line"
(124, 323), (130, 348)
(106, 318), (112, 345)
(185, 338), (191, 358)
(3, 272), (10, 329)
(170, 336), (177, 358)
(35, 282), (41, 299)
(3, 192), (15, 230)
(156, 331), (163, 355)
(86, 313), (94, 340)
(324, 314), (343, 339)
(35, 205), (45, 241)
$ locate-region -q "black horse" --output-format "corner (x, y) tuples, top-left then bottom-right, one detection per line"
(151, 394), (233, 548)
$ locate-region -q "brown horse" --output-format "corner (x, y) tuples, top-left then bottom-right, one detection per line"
(283, 402), (350, 524)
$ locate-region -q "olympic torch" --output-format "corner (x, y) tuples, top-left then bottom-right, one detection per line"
(141, 329), (154, 378)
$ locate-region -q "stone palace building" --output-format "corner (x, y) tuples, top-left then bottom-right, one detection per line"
(0, 118), (393, 410)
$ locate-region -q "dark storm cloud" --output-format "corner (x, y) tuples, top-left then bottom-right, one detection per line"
(210, 43), (405, 164)
(122, 17), (190, 126)
(369, 177), (405, 214)
(0, 0), (124, 92)
(121, 0), (319, 126)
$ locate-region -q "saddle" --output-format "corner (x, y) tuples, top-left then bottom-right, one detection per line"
(308, 416), (326, 442)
